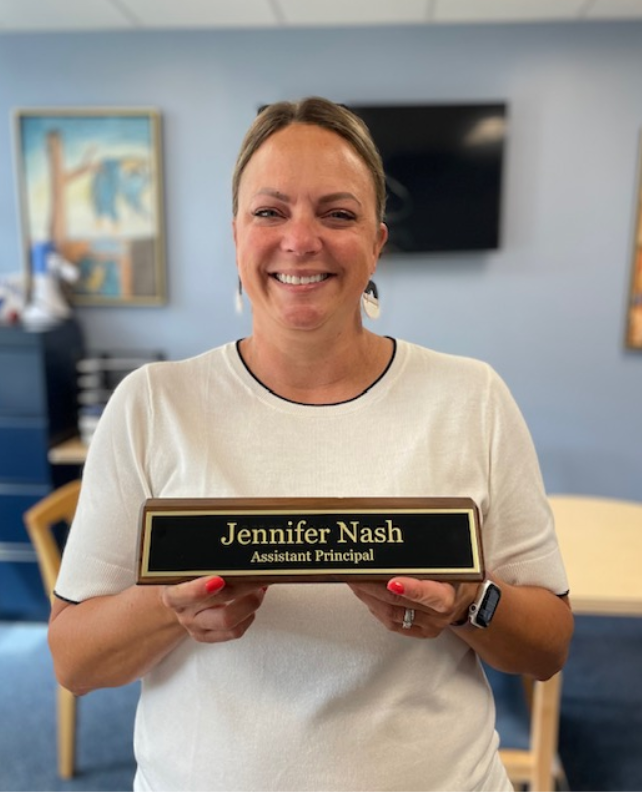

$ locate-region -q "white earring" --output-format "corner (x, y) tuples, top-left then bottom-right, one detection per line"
(235, 277), (243, 315)
(362, 280), (380, 320)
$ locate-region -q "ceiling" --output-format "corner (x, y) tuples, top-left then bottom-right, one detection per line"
(1, 0), (642, 33)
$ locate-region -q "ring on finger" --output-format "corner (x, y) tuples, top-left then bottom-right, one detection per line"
(402, 608), (415, 630)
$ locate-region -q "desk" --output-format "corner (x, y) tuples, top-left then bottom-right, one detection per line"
(550, 495), (642, 617)
(48, 436), (88, 466)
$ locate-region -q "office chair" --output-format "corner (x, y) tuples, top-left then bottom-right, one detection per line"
(23, 478), (82, 779)
(487, 665), (566, 791)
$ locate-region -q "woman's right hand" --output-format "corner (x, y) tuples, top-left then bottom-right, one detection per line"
(50, 576), (268, 696)
(161, 576), (268, 643)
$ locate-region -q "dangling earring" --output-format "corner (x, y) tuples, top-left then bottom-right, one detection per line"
(235, 277), (243, 315)
(362, 279), (380, 320)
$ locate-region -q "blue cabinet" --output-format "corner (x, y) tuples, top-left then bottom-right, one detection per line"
(0, 320), (83, 620)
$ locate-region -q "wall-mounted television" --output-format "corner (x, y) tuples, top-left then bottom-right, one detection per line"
(348, 103), (508, 254)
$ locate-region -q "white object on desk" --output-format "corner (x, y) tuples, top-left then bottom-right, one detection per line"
(48, 436), (88, 466)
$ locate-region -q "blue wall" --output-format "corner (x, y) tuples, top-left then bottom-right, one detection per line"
(1, 22), (641, 500)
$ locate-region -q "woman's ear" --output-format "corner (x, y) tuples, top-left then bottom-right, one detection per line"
(376, 222), (389, 256)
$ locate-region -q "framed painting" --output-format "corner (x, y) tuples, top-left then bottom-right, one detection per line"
(14, 107), (166, 306)
(626, 138), (642, 349)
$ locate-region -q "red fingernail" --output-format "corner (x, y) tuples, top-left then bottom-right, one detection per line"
(387, 580), (405, 595)
(205, 576), (225, 594)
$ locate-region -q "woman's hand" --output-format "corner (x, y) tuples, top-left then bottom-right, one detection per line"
(161, 576), (268, 643)
(347, 577), (477, 639)
(50, 576), (269, 695)
(348, 575), (574, 680)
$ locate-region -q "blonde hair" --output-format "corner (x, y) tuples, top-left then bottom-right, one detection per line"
(232, 97), (386, 222)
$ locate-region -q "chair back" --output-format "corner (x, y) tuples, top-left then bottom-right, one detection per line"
(23, 479), (82, 780)
(24, 479), (82, 596)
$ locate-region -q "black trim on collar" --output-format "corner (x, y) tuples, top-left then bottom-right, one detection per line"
(235, 337), (397, 406)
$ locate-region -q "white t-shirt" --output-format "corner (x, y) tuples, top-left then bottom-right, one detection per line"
(56, 339), (568, 791)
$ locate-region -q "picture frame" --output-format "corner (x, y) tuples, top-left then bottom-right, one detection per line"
(14, 107), (166, 306)
(625, 137), (642, 349)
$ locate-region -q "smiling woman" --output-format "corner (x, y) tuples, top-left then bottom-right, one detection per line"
(232, 121), (390, 396)
(48, 96), (573, 792)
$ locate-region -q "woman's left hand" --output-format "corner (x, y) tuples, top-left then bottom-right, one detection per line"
(348, 577), (478, 638)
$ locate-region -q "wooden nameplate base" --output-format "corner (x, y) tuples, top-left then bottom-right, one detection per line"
(137, 497), (484, 584)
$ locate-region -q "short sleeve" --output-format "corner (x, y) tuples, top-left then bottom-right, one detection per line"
(481, 369), (568, 595)
(55, 367), (153, 602)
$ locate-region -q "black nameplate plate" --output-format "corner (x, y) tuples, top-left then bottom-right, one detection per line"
(137, 497), (484, 584)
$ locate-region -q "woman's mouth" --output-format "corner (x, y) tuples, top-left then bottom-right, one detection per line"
(273, 273), (331, 285)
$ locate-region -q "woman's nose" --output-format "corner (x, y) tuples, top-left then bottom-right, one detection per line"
(281, 215), (322, 257)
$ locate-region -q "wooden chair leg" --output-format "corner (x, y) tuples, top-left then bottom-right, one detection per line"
(530, 672), (562, 792)
(57, 684), (77, 779)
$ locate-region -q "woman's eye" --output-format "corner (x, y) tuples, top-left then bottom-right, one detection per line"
(326, 210), (356, 221)
(253, 208), (281, 218)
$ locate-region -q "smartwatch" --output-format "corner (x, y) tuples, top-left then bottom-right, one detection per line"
(468, 580), (502, 629)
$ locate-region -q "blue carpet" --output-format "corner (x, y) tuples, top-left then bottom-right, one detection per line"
(0, 622), (138, 792)
(0, 616), (640, 791)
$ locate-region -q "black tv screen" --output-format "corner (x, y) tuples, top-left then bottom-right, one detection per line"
(349, 103), (508, 254)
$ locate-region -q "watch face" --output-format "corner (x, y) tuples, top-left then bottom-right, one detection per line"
(477, 584), (501, 626)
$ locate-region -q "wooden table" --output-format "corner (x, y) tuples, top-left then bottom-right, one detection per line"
(549, 495), (642, 616)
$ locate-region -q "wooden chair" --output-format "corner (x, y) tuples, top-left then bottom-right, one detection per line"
(487, 665), (566, 791)
(23, 478), (82, 779)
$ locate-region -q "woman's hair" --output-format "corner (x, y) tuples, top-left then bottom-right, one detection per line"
(232, 97), (386, 222)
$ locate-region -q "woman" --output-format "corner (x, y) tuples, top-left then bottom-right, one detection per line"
(49, 97), (573, 791)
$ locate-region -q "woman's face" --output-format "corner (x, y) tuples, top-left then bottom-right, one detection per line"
(233, 123), (387, 336)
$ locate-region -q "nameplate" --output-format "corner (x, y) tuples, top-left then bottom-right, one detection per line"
(137, 497), (484, 584)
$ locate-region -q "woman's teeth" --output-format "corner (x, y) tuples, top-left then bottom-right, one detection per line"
(275, 273), (329, 285)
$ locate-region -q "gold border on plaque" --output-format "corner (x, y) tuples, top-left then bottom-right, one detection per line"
(137, 497), (484, 584)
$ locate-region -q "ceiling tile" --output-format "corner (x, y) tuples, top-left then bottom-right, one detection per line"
(277, 0), (429, 27)
(434, 0), (587, 24)
(118, 0), (279, 28)
(0, 0), (130, 30)
(2, 0), (641, 33)
(586, 0), (642, 19)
